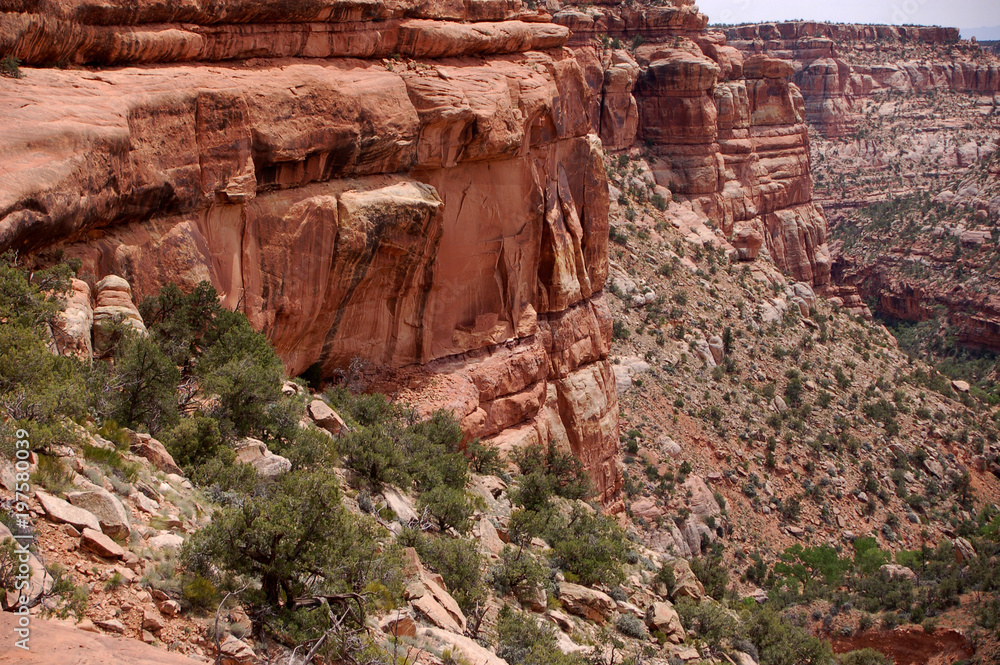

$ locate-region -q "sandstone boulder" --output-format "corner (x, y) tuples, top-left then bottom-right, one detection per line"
(645, 601), (685, 643)
(219, 635), (256, 665)
(380, 610), (418, 638)
(419, 626), (510, 665)
(707, 335), (724, 365)
(36, 490), (101, 533)
(235, 437), (291, 478)
(954, 537), (977, 564)
(670, 559), (705, 600)
(403, 548), (466, 633)
(558, 582), (614, 624)
(142, 607), (164, 633)
(67, 489), (130, 538)
(308, 399), (348, 435)
(130, 434), (183, 475)
(880, 564), (917, 581)
(80, 528), (125, 559)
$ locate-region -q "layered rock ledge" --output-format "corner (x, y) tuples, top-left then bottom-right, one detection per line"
(0, 0), (625, 504)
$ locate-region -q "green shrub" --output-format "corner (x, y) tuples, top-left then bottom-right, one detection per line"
(550, 507), (626, 586)
(82, 444), (140, 483)
(0, 56), (23, 79)
(197, 321), (283, 436)
(838, 648), (892, 665)
(490, 545), (548, 598)
(744, 606), (835, 665)
(185, 469), (402, 609)
(495, 604), (587, 665)
(402, 530), (485, 614)
(159, 416), (225, 469)
(109, 332), (180, 432)
(30, 455), (75, 493)
(417, 485), (474, 534)
(180, 574), (219, 612)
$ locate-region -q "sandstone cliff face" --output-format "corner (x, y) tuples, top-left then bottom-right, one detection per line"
(550, 6), (831, 286)
(726, 22), (1000, 137)
(0, 0), (624, 503)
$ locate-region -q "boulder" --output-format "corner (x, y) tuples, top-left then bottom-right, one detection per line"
(54, 278), (93, 359)
(157, 599), (181, 617)
(732, 223), (764, 260)
(219, 635), (256, 665)
(92, 275), (147, 357)
(142, 607), (165, 632)
(670, 559), (705, 601)
(129, 434), (182, 475)
(924, 458), (944, 478)
(419, 626), (510, 665)
(67, 489), (130, 538)
(35, 491), (101, 533)
(952, 380), (970, 393)
(382, 487), (419, 524)
(954, 537), (977, 564)
(645, 601), (685, 643)
(403, 548), (466, 633)
(147, 533), (185, 551)
(235, 437), (291, 478)
(80, 528), (124, 559)
(308, 399), (348, 435)
(557, 582), (614, 624)
(879, 564), (917, 581)
(707, 335), (724, 365)
(380, 610), (418, 638)
(94, 618), (126, 634)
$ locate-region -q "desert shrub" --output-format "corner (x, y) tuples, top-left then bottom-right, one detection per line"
(417, 485), (474, 533)
(0, 259), (90, 442)
(197, 320), (284, 437)
(616, 613), (648, 638)
(82, 444), (140, 483)
(0, 56), (23, 78)
(30, 455), (75, 493)
(690, 552), (730, 599)
(550, 507), (627, 586)
(465, 438), (505, 475)
(108, 332), (180, 432)
(490, 545), (548, 598)
(838, 649), (892, 665)
(743, 606), (835, 665)
(185, 468), (403, 610)
(402, 529), (485, 614)
(675, 597), (737, 652)
(495, 605), (588, 665)
(180, 574), (219, 612)
(159, 416), (225, 469)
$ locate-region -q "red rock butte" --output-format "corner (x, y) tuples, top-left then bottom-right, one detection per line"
(0, 0), (836, 505)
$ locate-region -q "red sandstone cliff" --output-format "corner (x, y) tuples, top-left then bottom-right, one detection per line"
(725, 21), (1000, 137)
(0, 0), (626, 504)
(0, 0), (837, 504)
(550, 6), (831, 285)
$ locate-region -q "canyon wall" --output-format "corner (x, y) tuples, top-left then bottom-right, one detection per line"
(546, 4), (832, 286)
(0, 1), (839, 503)
(0, 0), (627, 504)
(725, 21), (1000, 137)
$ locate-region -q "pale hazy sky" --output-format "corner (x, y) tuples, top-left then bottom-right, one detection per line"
(698, 0), (998, 34)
